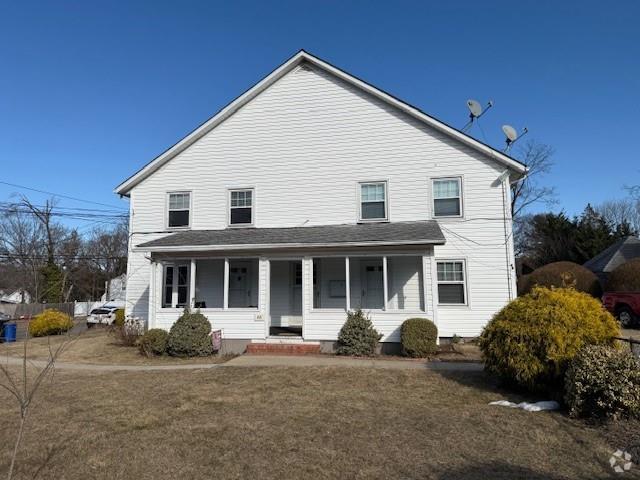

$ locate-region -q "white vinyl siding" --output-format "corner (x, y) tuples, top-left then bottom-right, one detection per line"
(125, 63), (516, 338)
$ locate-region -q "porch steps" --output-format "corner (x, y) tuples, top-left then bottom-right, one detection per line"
(246, 342), (321, 355)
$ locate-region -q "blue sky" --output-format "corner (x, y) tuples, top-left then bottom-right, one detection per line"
(1, 0), (638, 228)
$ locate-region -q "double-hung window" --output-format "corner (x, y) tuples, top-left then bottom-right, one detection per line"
(167, 192), (191, 228)
(359, 181), (388, 221)
(229, 189), (254, 226)
(163, 264), (190, 308)
(437, 261), (466, 304)
(433, 178), (462, 217)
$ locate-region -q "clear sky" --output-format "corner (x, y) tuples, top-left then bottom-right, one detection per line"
(1, 0), (638, 228)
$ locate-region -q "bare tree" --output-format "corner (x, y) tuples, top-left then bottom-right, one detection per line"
(596, 198), (640, 234)
(0, 336), (72, 480)
(510, 140), (556, 218)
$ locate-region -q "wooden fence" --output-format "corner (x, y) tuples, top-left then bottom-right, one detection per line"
(0, 302), (75, 320)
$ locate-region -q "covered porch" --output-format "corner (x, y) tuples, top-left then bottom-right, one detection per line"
(139, 221), (445, 345)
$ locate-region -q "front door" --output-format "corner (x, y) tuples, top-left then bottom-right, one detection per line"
(362, 261), (384, 309)
(229, 262), (250, 307)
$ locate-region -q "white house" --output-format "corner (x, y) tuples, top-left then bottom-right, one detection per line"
(115, 50), (526, 353)
(100, 273), (127, 304)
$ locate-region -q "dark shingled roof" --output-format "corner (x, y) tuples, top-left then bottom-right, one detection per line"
(138, 221), (445, 250)
(583, 236), (640, 274)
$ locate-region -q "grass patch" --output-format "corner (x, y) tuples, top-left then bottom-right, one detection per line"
(0, 329), (232, 365)
(0, 365), (626, 479)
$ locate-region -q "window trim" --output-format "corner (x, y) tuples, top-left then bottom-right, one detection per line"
(165, 191), (192, 230)
(227, 188), (255, 227)
(358, 180), (389, 222)
(431, 176), (463, 219)
(162, 262), (190, 309)
(436, 259), (468, 306)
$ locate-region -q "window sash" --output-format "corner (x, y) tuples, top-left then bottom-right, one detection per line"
(360, 182), (387, 220)
(433, 179), (462, 217)
(167, 193), (190, 227)
(163, 264), (190, 308)
(229, 190), (254, 225)
(436, 261), (466, 304)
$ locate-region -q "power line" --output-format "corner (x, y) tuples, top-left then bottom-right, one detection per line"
(0, 180), (127, 210)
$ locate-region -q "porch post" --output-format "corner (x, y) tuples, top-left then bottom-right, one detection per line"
(148, 260), (156, 329)
(223, 258), (229, 310)
(429, 251), (440, 345)
(189, 259), (196, 308)
(344, 257), (351, 311)
(382, 256), (389, 311)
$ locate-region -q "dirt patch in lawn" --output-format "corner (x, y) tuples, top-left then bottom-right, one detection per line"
(0, 329), (233, 365)
(0, 365), (628, 479)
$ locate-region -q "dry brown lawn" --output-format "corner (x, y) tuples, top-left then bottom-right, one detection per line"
(0, 364), (635, 479)
(0, 329), (231, 365)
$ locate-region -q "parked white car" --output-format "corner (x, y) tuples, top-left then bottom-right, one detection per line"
(86, 305), (122, 327)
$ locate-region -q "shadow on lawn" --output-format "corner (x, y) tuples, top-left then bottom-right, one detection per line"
(437, 461), (575, 480)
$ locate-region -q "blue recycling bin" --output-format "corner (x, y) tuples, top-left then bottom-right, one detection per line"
(2, 322), (17, 343)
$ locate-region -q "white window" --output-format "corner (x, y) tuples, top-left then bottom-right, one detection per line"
(229, 189), (254, 226)
(167, 192), (191, 228)
(436, 261), (466, 305)
(163, 264), (190, 308)
(433, 178), (462, 217)
(359, 181), (388, 221)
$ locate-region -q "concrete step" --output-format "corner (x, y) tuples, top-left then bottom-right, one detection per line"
(246, 343), (321, 355)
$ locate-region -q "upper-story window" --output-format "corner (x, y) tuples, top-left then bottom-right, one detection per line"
(167, 192), (191, 228)
(433, 178), (462, 217)
(359, 181), (388, 221)
(229, 189), (254, 226)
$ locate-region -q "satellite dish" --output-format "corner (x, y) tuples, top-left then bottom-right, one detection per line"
(502, 124), (518, 142)
(467, 99), (483, 118)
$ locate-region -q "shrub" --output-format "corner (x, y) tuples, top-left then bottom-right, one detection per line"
(28, 309), (73, 337)
(137, 329), (169, 357)
(479, 287), (619, 393)
(565, 345), (640, 419)
(517, 261), (601, 297)
(112, 316), (144, 346)
(336, 309), (382, 356)
(401, 318), (438, 357)
(606, 258), (640, 292)
(113, 308), (125, 327)
(166, 309), (213, 357)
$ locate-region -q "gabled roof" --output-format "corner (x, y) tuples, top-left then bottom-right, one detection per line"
(583, 236), (640, 273)
(137, 220), (445, 252)
(115, 50), (527, 196)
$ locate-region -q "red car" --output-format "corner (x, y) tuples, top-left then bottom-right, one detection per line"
(602, 292), (640, 328)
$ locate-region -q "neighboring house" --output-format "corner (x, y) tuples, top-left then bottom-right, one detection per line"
(0, 289), (31, 304)
(100, 273), (127, 304)
(115, 50), (526, 352)
(584, 236), (640, 285)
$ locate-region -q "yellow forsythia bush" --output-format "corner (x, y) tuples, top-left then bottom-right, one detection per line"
(28, 309), (74, 337)
(479, 287), (619, 392)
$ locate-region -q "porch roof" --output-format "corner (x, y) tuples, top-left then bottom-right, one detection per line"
(137, 221), (445, 252)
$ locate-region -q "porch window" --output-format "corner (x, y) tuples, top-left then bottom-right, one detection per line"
(349, 257), (385, 310)
(433, 178), (462, 217)
(437, 261), (467, 304)
(312, 258), (346, 309)
(194, 259), (224, 308)
(229, 189), (254, 226)
(359, 182), (388, 221)
(162, 264), (190, 308)
(228, 259), (259, 308)
(386, 256), (424, 311)
(167, 192), (191, 228)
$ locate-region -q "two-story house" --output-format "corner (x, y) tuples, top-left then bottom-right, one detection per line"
(115, 50), (526, 353)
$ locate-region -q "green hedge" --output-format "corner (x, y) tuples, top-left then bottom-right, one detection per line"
(401, 318), (438, 357)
